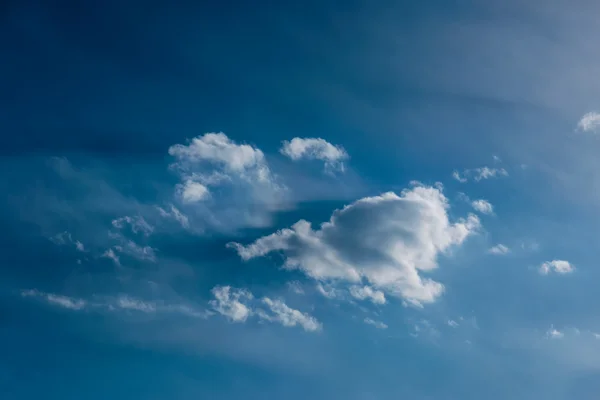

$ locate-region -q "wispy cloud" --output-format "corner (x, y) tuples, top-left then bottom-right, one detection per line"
(577, 111), (600, 133)
(488, 244), (509, 255)
(364, 318), (388, 329)
(471, 199), (494, 215)
(21, 289), (86, 310)
(453, 167), (508, 183)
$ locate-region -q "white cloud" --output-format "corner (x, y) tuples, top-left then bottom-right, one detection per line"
(448, 320), (459, 328)
(364, 318), (388, 329)
(488, 244), (509, 255)
(176, 179), (210, 203)
(471, 199), (494, 215)
(315, 283), (340, 299)
(21, 289), (86, 310)
(452, 170), (467, 183)
(157, 204), (189, 228)
(229, 185), (480, 305)
(349, 285), (386, 305)
(453, 167), (508, 183)
(280, 137), (348, 172)
(260, 298), (322, 332)
(539, 260), (574, 275)
(577, 112), (600, 132)
(546, 326), (565, 339)
(102, 248), (120, 266)
(168, 132), (286, 230)
(112, 216), (154, 236)
(116, 296), (157, 313)
(209, 286), (253, 322)
(115, 241), (156, 262)
(50, 231), (86, 252)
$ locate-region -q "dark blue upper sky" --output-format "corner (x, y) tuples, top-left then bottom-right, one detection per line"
(2, 1), (600, 399)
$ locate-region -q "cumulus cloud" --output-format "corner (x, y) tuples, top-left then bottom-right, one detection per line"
(209, 285), (321, 332)
(209, 286), (254, 322)
(168, 132), (286, 230)
(21, 289), (86, 310)
(364, 318), (388, 329)
(577, 112), (600, 132)
(260, 298), (322, 332)
(280, 137), (348, 172)
(471, 199), (494, 215)
(539, 260), (574, 275)
(349, 285), (386, 305)
(112, 216), (154, 236)
(175, 179), (210, 203)
(453, 167), (508, 183)
(229, 185), (480, 305)
(488, 244), (509, 255)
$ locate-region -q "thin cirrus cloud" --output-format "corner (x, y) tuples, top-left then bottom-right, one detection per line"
(453, 167), (508, 183)
(364, 318), (388, 329)
(209, 286), (321, 332)
(280, 137), (349, 172)
(577, 112), (600, 133)
(488, 244), (509, 255)
(539, 260), (575, 275)
(229, 184), (480, 306)
(111, 216), (154, 236)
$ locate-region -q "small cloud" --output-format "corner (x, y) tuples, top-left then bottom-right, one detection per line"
(209, 286), (253, 322)
(452, 170), (467, 183)
(364, 318), (388, 329)
(21, 289), (86, 310)
(577, 111), (600, 133)
(50, 231), (86, 252)
(260, 298), (322, 332)
(74, 241), (85, 252)
(488, 244), (509, 255)
(546, 326), (564, 339)
(157, 204), (189, 228)
(116, 296), (157, 313)
(471, 199), (494, 215)
(315, 283), (341, 299)
(112, 216), (154, 236)
(280, 137), (348, 173)
(286, 281), (305, 295)
(448, 320), (459, 328)
(176, 179), (210, 203)
(349, 285), (386, 305)
(493, 155), (501, 163)
(102, 248), (120, 266)
(539, 260), (574, 275)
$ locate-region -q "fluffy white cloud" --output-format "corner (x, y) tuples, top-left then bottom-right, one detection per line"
(112, 216), (154, 236)
(453, 167), (508, 183)
(471, 199), (494, 215)
(229, 185), (480, 305)
(169, 132), (277, 188)
(209, 286), (254, 322)
(260, 298), (322, 332)
(539, 260), (574, 275)
(349, 285), (386, 305)
(577, 112), (600, 132)
(176, 179), (210, 203)
(21, 289), (86, 310)
(168, 133), (286, 230)
(280, 137), (348, 172)
(364, 318), (388, 329)
(488, 244), (509, 255)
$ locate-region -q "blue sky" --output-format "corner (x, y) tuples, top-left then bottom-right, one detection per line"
(3, 0), (600, 399)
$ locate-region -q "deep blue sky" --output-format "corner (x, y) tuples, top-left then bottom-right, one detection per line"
(2, 1), (600, 399)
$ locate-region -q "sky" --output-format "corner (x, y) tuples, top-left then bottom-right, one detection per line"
(2, 0), (600, 399)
